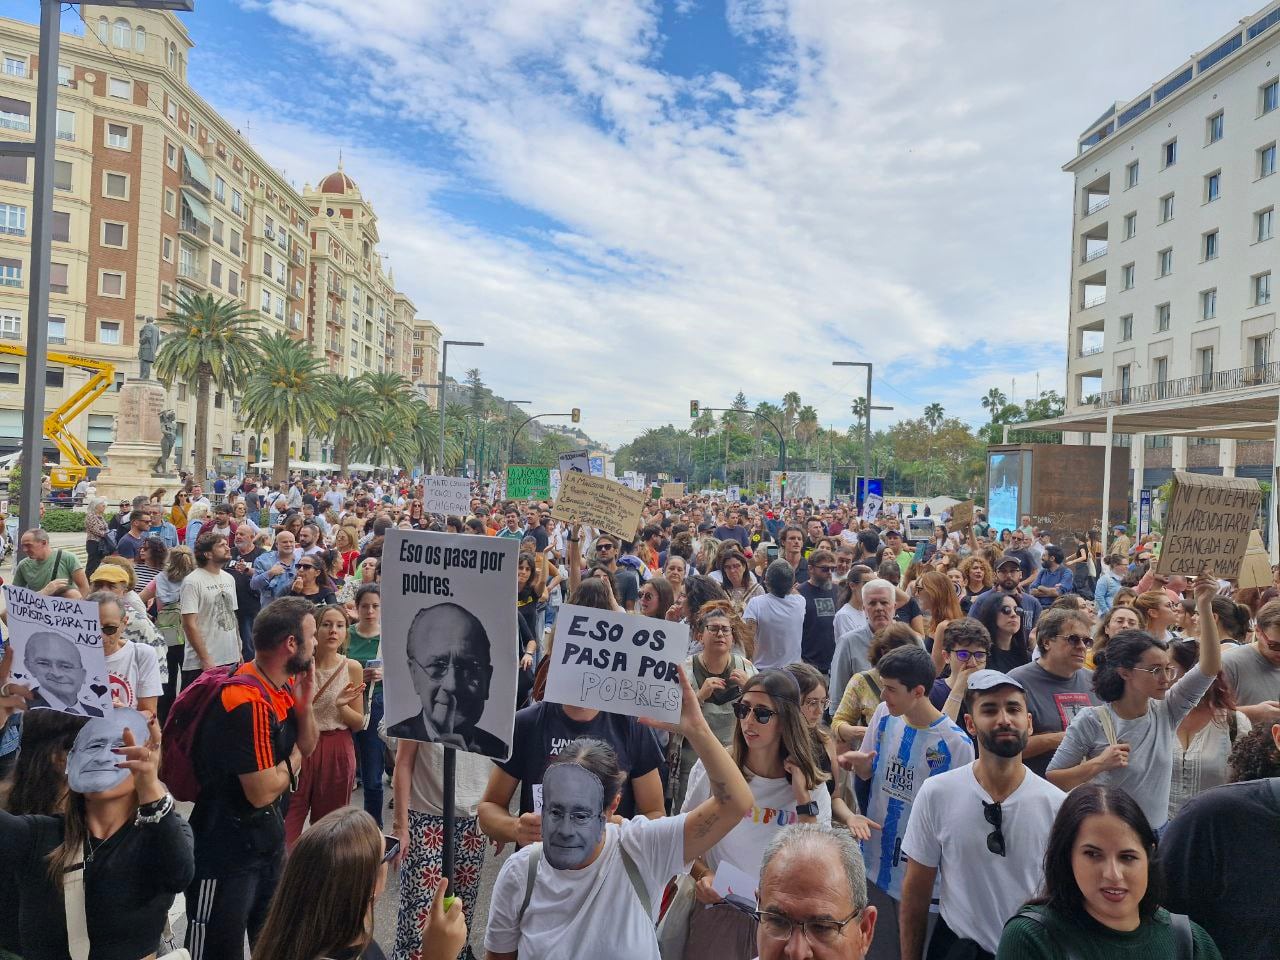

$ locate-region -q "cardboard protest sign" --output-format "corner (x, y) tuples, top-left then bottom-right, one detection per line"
(1156, 471), (1262, 579)
(1237, 529), (1272, 589)
(506, 465), (550, 500)
(381, 530), (518, 760)
(418, 475), (473, 517)
(550, 472), (648, 541)
(861, 493), (883, 523)
(4, 585), (110, 716)
(948, 500), (974, 531)
(558, 451), (589, 476)
(661, 482), (685, 499)
(545, 605), (690, 724)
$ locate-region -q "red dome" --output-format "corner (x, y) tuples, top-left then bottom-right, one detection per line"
(317, 170), (357, 194)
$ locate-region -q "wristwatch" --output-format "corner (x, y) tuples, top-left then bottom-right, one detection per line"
(795, 801), (820, 817)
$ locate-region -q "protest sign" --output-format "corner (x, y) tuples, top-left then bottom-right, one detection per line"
(549, 470), (561, 501)
(712, 860), (759, 910)
(589, 456), (605, 477)
(506, 465), (550, 500)
(1237, 530), (1272, 589)
(4, 585), (110, 716)
(380, 530), (518, 761)
(726, 485), (741, 502)
(545, 604), (691, 724)
(1155, 471), (1262, 579)
(661, 482), (685, 499)
(558, 451), (589, 476)
(418, 475), (473, 517)
(861, 493), (883, 523)
(550, 472), (648, 541)
(948, 500), (974, 531)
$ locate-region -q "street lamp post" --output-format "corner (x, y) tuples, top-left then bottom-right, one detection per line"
(438, 340), (483, 475)
(832, 361), (893, 503)
(0, 0), (194, 536)
(509, 412), (580, 464)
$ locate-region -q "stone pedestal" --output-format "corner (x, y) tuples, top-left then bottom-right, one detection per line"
(93, 379), (183, 503)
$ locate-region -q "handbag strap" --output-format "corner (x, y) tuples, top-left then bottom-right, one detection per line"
(1169, 911), (1193, 960)
(1096, 704), (1119, 747)
(312, 660), (346, 704)
(1009, 908), (1082, 960)
(64, 845), (90, 960)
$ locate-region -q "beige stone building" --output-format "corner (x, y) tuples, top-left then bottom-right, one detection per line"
(0, 5), (438, 476)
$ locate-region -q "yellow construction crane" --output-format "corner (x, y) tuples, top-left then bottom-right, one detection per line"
(0, 344), (116, 489)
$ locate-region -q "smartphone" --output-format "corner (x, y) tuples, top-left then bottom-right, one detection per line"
(766, 545), (779, 560)
(381, 834), (401, 864)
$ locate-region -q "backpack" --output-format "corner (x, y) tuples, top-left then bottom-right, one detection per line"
(159, 664), (271, 802)
(516, 842), (650, 927)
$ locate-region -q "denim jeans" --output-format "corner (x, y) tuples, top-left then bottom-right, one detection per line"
(353, 689), (385, 825)
(238, 610), (258, 663)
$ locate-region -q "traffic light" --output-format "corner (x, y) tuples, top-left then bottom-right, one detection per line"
(571, 408), (580, 423)
(690, 399), (700, 418)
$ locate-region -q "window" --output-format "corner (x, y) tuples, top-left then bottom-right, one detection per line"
(106, 123), (129, 149)
(0, 362), (18, 385)
(0, 257), (21, 287)
(187, 119), (196, 139)
(0, 203), (25, 236)
(164, 189), (175, 216)
(228, 271), (239, 296)
(51, 211), (68, 244)
(212, 218), (224, 245)
(1261, 142), (1277, 177)
(49, 262), (67, 294)
(100, 271), (124, 297)
(1163, 138), (1177, 167)
(108, 77), (130, 100)
(104, 172), (127, 199)
(1126, 160), (1139, 188)
(1156, 302), (1171, 331)
(166, 143), (177, 169)
(1207, 111), (1224, 142)
(1154, 357), (1168, 385)
(214, 391), (223, 409)
(1158, 248), (1173, 277)
(54, 160), (71, 191)
(3, 56), (25, 78)
(1264, 79), (1280, 115)
(1203, 230), (1218, 260)
(276, 261), (285, 284)
(1256, 271), (1272, 305)
(99, 321), (121, 345)
(0, 155), (25, 184)
(57, 64), (71, 86)
(166, 99), (176, 122)
(214, 175), (225, 202)
(1160, 193), (1174, 222)
(1121, 262), (1135, 289)
(1251, 334), (1271, 370)
(0, 314), (19, 340)
(210, 260), (222, 288)
(1259, 207), (1275, 242)
(263, 252), (273, 276)
(1205, 171), (1220, 202)
(111, 18), (130, 50)
(101, 221), (125, 248)
(261, 290), (271, 313)
(1201, 288), (1217, 320)
(176, 383), (187, 401)
(162, 236), (172, 261)
(87, 414), (113, 444)
(231, 190), (242, 216)
(229, 229), (241, 256)
(0, 96), (30, 131)
(178, 244), (196, 278)
(1124, 212), (1136, 239)
(1198, 347), (1214, 382)
(44, 368), (63, 389)
(134, 26), (146, 53)
(1120, 314), (1133, 341)
(274, 298), (284, 320)
(55, 109), (74, 141)
(47, 317), (65, 344)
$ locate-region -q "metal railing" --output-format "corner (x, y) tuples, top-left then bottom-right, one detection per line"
(1079, 344), (1104, 357)
(1082, 244), (1108, 263)
(1092, 360), (1280, 408)
(1081, 294), (1106, 309)
(178, 214), (210, 243)
(1084, 196), (1110, 216)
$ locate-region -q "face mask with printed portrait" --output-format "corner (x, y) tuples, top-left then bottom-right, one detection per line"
(67, 708), (149, 795)
(541, 764), (606, 870)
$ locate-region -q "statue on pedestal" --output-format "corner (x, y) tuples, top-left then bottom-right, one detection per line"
(152, 410), (176, 475)
(138, 319), (160, 380)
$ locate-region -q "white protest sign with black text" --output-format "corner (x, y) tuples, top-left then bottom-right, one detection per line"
(381, 530), (518, 761)
(862, 493), (883, 523)
(418, 475), (474, 517)
(4, 584), (110, 716)
(558, 451), (590, 476)
(545, 604), (690, 724)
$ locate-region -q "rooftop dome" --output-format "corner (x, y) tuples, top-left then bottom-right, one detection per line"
(317, 155), (357, 195)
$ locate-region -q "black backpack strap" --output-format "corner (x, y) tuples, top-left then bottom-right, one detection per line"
(1169, 912), (1193, 960)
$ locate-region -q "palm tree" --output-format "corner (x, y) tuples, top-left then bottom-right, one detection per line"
(154, 292), (260, 482)
(323, 376), (379, 476)
(924, 402), (945, 431)
(241, 332), (334, 485)
(407, 398), (464, 473)
(796, 405), (819, 447)
(850, 396), (868, 432)
(782, 391), (802, 433)
(981, 387), (1007, 421)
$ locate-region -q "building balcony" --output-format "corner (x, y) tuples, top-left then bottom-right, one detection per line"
(177, 262), (206, 288)
(179, 213), (210, 245)
(1080, 294), (1106, 310)
(1081, 243), (1108, 264)
(1078, 344), (1104, 358)
(181, 169), (211, 200)
(1091, 361), (1280, 408)
(290, 280), (304, 300)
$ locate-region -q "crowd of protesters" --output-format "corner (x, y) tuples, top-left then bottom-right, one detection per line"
(0, 472), (1277, 960)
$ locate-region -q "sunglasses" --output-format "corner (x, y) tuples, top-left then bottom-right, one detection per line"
(998, 606), (1020, 616)
(101, 623), (120, 634)
(1059, 634), (1091, 647)
(381, 834), (400, 864)
(953, 649), (987, 662)
(732, 701), (778, 724)
(297, 563), (317, 571)
(597, 543), (616, 551)
(983, 800), (1006, 857)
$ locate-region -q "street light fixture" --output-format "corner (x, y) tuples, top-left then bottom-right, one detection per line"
(437, 340), (483, 475)
(509, 411), (582, 464)
(2, 0), (194, 532)
(832, 361), (893, 504)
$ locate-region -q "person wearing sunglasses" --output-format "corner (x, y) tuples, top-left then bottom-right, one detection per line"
(94, 591), (161, 715)
(677, 669), (829, 959)
(900, 669), (1065, 960)
(974, 589), (1033, 675)
(928, 617), (993, 728)
(1048, 576), (1221, 835)
(1007, 608), (1100, 779)
(290, 555), (337, 606)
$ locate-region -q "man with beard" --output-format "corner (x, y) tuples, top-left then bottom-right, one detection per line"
(185, 596), (318, 960)
(899, 671), (1064, 960)
(968, 555), (1042, 632)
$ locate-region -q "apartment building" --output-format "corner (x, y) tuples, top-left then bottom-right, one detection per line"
(410, 310), (442, 400)
(1059, 0), (1280, 490)
(0, 5), (438, 475)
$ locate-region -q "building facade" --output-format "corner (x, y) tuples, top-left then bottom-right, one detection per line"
(1062, 0), (1280, 490)
(0, 5), (438, 475)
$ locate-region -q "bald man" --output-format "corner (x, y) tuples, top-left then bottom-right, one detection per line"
(388, 602), (507, 758)
(24, 631), (104, 717)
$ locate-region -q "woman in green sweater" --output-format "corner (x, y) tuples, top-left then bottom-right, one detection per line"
(997, 784), (1221, 959)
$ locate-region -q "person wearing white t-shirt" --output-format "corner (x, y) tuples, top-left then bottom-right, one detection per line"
(179, 531), (241, 683)
(484, 667), (753, 960)
(94, 591), (161, 714)
(742, 560), (805, 669)
(900, 670), (1065, 960)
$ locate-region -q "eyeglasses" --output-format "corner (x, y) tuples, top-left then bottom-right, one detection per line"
(597, 543), (616, 551)
(1058, 634), (1091, 647)
(1131, 664), (1178, 681)
(101, 624), (120, 635)
(701, 624), (733, 636)
(752, 908), (864, 946)
(983, 800), (1006, 857)
(803, 696), (830, 710)
(410, 655), (488, 684)
(732, 701), (778, 724)
(952, 649), (987, 663)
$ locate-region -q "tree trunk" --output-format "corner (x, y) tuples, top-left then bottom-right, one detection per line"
(194, 365), (211, 483)
(273, 422), (289, 487)
(337, 437), (350, 478)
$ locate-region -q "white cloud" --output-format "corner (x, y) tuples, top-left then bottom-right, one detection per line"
(210, 0), (1242, 445)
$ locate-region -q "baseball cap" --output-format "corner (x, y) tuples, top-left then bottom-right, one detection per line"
(90, 564), (130, 585)
(965, 669), (1024, 694)
(1113, 524), (1126, 532)
(996, 554), (1022, 569)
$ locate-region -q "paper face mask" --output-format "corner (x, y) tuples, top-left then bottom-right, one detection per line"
(67, 708), (148, 795)
(541, 764), (607, 870)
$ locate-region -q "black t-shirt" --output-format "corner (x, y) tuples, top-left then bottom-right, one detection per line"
(190, 664), (298, 875)
(496, 701), (665, 819)
(894, 596), (922, 626)
(228, 546), (264, 614)
(797, 581), (838, 675)
(614, 565), (641, 607)
(517, 586), (538, 641)
(527, 525), (549, 551)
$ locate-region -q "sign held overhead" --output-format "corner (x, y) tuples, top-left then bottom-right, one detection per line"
(1155, 471), (1262, 579)
(550, 471), (648, 541)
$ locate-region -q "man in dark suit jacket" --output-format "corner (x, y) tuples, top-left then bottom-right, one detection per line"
(28, 687), (105, 717)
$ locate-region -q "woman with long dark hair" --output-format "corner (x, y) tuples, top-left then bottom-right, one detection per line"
(975, 589), (1033, 673)
(996, 785), (1221, 958)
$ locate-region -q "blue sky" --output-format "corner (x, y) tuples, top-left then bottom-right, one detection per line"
(7, 1), (1252, 446)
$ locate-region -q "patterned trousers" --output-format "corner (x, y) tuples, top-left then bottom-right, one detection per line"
(392, 809), (487, 960)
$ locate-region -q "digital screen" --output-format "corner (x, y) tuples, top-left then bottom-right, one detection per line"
(987, 452), (1022, 536)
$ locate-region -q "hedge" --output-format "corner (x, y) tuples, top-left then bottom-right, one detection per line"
(41, 509), (85, 533)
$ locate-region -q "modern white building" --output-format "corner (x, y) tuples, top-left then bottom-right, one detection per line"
(1033, 0), (1280, 552)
